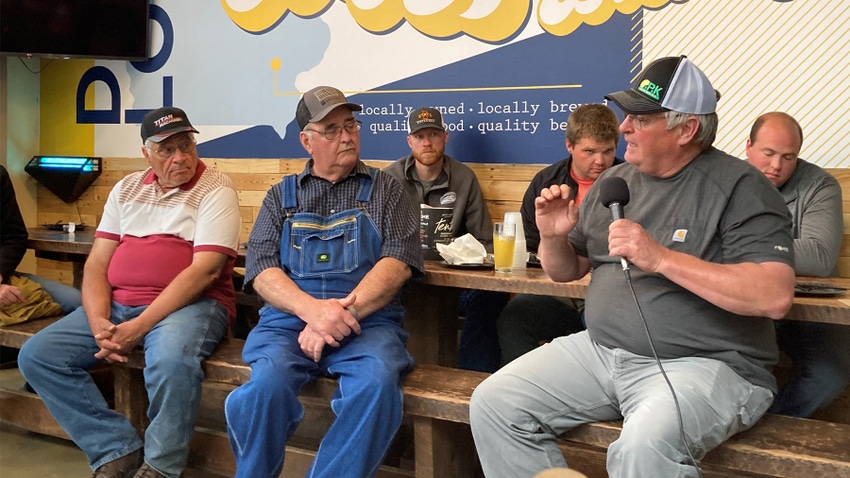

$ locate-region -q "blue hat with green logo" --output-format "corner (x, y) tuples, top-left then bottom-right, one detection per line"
(605, 56), (718, 115)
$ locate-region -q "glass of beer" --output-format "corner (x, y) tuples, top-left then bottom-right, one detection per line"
(493, 222), (516, 273)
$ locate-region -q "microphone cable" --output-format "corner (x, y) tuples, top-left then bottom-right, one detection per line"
(622, 266), (705, 478)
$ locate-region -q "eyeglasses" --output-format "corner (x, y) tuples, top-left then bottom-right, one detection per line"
(151, 140), (196, 160)
(626, 114), (666, 130)
(306, 119), (362, 140)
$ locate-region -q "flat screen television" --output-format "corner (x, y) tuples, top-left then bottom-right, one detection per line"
(0, 0), (150, 61)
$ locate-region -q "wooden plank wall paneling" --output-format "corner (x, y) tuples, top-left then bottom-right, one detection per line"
(32, 159), (850, 282)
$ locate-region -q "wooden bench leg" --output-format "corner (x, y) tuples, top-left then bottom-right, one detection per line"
(113, 366), (148, 436)
(404, 284), (460, 367)
(413, 417), (479, 478)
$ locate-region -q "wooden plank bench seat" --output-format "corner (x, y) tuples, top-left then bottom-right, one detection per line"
(116, 338), (487, 478)
(0, 315), (70, 438)
(0, 319), (850, 478)
(118, 338), (850, 478)
(4, 317), (850, 477)
(0, 315), (64, 349)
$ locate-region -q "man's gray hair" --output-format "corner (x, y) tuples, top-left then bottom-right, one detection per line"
(665, 111), (718, 150)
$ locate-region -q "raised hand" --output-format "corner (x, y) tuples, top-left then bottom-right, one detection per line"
(535, 184), (580, 240)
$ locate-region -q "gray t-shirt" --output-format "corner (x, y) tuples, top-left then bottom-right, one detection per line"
(570, 147), (794, 391)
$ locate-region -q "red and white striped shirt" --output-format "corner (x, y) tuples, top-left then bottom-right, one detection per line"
(95, 161), (241, 319)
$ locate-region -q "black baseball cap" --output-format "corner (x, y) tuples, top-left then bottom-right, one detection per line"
(408, 107), (446, 135)
(295, 86), (362, 130)
(140, 107), (199, 143)
(605, 56), (719, 115)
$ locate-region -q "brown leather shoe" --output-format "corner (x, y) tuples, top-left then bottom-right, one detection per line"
(132, 463), (165, 478)
(91, 449), (143, 478)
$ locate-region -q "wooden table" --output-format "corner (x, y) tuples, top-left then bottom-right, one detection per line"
(419, 263), (850, 325)
(402, 263), (589, 365)
(403, 264), (850, 365)
(788, 276), (850, 326)
(26, 228), (95, 289)
(26, 228), (248, 287)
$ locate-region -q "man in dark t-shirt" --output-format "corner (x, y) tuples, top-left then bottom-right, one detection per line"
(471, 56), (795, 478)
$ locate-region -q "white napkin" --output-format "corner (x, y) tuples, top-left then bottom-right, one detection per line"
(436, 233), (487, 264)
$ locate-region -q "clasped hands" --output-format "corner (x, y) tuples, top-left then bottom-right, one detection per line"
(91, 318), (145, 364)
(298, 293), (359, 362)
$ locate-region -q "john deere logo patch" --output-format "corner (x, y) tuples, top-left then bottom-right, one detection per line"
(638, 79), (663, 100)
(317, 253), (330, 263)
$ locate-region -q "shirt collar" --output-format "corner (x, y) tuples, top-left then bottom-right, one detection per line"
(298, 159), (369, 185)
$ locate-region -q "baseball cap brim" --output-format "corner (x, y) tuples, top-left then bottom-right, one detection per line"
(309, 102), (362, 124)
(146, 125), (200, 143)
(409, 123), (444, 135)
(605, 89), (669, 116)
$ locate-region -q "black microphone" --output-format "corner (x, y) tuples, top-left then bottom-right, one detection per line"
(598, 176), (631, 270)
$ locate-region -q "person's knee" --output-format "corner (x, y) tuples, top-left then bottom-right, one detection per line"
(17, 338), (38, 378)
(355, 361), (404, 405)
(497, 301), (523, 334)
(801, 362), (850, 397)
(470, 373), (514, 425)
(608, 430), (680, 471)
(240, 360), (303, 404)
(611, 417), (690, 464)
(226, 374), (303, 428)
(498, 295), (545, 337)
(147, 352), (200, 380)
(17, 332), (57, 380)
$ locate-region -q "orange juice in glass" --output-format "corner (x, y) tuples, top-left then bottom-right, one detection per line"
(493, 222), (516, 273)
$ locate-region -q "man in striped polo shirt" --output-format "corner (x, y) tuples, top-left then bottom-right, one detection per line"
(19, 107), (241, 478)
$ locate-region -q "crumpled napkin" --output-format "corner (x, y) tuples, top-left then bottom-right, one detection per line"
(436, 233), (487, 264)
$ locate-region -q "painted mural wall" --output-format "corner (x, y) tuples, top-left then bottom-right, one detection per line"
(38, 0), (849, 167)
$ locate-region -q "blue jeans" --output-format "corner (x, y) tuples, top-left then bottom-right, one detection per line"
(470, 331), (773, 478)
(23, 273), (82, 314)
(18, 298), (228, 478)
(770, 320), (850, 417)
(225, 321), (413, 478)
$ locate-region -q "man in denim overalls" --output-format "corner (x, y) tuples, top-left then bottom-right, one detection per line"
(225, 86), (423, 478)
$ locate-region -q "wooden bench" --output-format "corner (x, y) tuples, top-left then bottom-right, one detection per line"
(0, 316), (71, 439)
(3, 317), (849, 478)
(129, 340), (850, 478)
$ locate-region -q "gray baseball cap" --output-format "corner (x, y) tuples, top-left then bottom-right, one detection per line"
(295, 86), (362, 130)
(605, 56), (719, 115)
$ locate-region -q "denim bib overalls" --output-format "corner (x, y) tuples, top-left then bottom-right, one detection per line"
(226, 170), (414, 478)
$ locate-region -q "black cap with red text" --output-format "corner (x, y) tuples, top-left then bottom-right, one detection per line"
(140, 107), (199, 143)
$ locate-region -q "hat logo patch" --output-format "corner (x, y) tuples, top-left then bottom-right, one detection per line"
(638, 79), (663, 100)
(315, 88), (337, 106)
(154, 115), (184, 128)
(417, 110), (434, 124)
